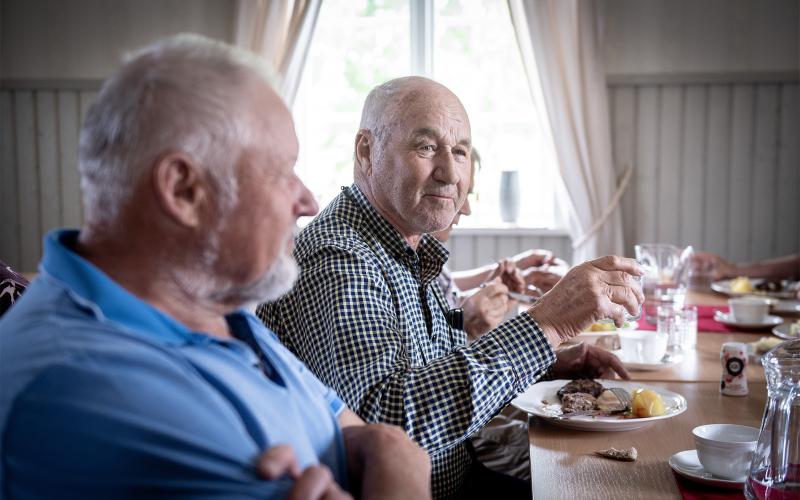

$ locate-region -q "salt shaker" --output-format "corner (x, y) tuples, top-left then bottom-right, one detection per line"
(720, 342), (748, 396)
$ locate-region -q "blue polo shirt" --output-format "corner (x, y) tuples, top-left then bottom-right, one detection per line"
(0, 230), (347, 499)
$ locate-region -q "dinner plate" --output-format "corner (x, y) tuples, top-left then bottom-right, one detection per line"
(711, 279), (798, 299)
(611, 350), (681, 371)
(668, 450), (746, 489)
(772, 322), (800, 341)
(511, 379), (687, 431)
(714, 311), (783, 329)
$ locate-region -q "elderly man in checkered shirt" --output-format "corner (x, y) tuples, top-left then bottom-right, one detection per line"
(258, 76), (642, 499)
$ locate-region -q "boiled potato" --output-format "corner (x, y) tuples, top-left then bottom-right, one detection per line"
(730, 276), (754, 293)
(630, 388), (666, 418)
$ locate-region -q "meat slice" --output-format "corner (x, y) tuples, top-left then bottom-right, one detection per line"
(557, 379), (605, 399)
(560, 392), (597, 413)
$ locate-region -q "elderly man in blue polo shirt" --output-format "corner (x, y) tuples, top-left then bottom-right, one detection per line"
(0, 35), (430, 499)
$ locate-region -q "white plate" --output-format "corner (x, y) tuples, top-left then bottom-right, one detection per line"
(511, 379), (687, 431)
(668, 449), (746, 489)
(772, 300), (800, 315)
(772, 322), (800, 341)
(714, 311), (783, 329)
(611, 350), (681, 371)
(711, 279), (798, 299)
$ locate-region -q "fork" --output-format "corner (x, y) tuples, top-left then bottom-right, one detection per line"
(557, 387), (632, 419)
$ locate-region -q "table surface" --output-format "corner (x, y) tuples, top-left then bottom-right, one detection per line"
(526, 290), (797, 499)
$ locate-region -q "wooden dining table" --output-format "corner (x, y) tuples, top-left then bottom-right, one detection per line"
(526, 290), (796, 499)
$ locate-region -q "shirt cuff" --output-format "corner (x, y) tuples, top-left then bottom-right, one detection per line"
(486, 313), (556, 390)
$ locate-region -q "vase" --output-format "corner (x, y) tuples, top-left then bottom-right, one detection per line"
(499, 170), (520, 223)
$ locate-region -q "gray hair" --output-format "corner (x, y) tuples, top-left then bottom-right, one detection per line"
(78, 34), (277, 224)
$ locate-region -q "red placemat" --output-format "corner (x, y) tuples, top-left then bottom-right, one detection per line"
(672, 471), (746, 500)
(638, 305), (734, 333)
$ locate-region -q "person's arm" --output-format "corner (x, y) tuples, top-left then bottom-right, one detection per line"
(450, 262), (502, 290)
(272, 243), (556, 455)
(694, 252), (800, 281)
(3, 359), (306, 498)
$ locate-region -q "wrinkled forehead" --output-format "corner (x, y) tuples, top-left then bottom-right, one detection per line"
(388, 86), (471, 141)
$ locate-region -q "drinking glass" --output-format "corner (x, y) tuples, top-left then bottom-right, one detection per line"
(679, 306), (698, 350)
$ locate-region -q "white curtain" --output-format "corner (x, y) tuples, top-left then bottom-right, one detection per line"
(508, 0), (627, 262)
(234, 0), (322, 106)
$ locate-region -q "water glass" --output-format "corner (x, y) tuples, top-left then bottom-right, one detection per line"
(679, 306), (698, 350)
(657, 305), (683, 360)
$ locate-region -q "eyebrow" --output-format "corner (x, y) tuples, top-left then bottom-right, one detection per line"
(410, 127), (472, 149)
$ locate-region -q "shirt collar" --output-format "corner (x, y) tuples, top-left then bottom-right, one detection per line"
(344, 184), (449, 285)
(41, 229), (249, 346)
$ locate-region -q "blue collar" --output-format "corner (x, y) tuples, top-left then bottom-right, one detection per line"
(41, 229), (240, 346)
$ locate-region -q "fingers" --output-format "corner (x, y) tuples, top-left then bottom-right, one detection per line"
(591, 345), (630, 380)
(591, 255), (643, 276)
(287, 465), (352, 500)
(256, 444), (301, 480)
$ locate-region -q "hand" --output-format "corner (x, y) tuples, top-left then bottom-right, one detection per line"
(342, 424), (431, 500)
(256, 445), (352, 500)
(512, 249), (555, 270)
(486, 259), (525, 294)
(550, 342), (630, 380)
(528, 256), (643, 345)
(692, 252), (735, 280)
(522, 269), (562, 293)
(462, 280), (510, 341)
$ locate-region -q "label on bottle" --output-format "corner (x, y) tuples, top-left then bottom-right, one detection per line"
(720, 342), (748, 396)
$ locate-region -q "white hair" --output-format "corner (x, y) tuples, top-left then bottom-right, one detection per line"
(78, 33), (278, 224)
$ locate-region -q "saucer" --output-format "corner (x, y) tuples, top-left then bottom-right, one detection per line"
(668, 450), (746, 489)
(772, 300), (800, 315)
(611, 350), (681, 371)
(714, 311), (783, 329)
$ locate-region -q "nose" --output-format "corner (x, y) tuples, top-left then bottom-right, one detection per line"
(433, 150), (460, 185)
(294, 176), (319, 218)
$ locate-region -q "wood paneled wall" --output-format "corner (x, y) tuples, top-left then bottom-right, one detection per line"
(1, 83), (98, 272)
(609, 76), (800, 262)
(1, 75), (797, 273)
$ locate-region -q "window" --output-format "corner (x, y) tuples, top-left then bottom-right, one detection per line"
(293, 0), (561, 228)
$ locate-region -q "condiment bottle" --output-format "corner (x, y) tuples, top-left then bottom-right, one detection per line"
(720, 342), (748, 396)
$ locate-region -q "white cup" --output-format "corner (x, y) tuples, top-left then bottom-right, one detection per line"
(728, 297), (770, 323)
(692, 424), (759, 479)
(618, 330), (668, 363)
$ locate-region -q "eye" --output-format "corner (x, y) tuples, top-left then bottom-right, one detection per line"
(453, 147), (468, 157)
(418, 144), (436, 157)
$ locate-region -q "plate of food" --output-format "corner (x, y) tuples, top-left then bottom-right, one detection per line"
(512, 379), (687, 431)
(711, 277), (799, 299)
(772, 319), (800, 340)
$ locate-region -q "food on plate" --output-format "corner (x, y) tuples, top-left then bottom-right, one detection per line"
(750, 336), (784, 354)
(561, 393), (597, 413)
(791, 319), (800, 337)
(595, 389), (625, 412)
(557, 379), (605, 399)
(595, 447), (638, 462)
(587, 320), (633, 332)
(755, 280), (784, 293)
(730, 276), (755, 293)
(630, 388), (666, 418)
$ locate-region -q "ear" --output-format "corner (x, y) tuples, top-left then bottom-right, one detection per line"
(151, 153), (209, 228)
(354, 129), (373, 176)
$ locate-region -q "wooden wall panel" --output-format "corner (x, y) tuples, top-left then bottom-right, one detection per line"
(13, 91), (41, 272)
(679, 86), (707, 249)
(775, 84), (800, 255)
(36, 91), (61, 237)
(1, 92), (20, 267)
(58, 91), (82, 227)
(727, 85), (755, 262)
(609, 77), (799, 265)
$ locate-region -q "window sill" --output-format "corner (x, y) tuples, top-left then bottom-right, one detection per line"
(450, 226), (570, 237)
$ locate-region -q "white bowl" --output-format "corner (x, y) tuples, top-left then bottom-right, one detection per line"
(692, 424), (758, 479)
(617, 330), (668, 364)
(728, 297), (771, 324)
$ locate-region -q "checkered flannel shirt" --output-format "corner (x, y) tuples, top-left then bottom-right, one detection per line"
(258, 185), (556, 498)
